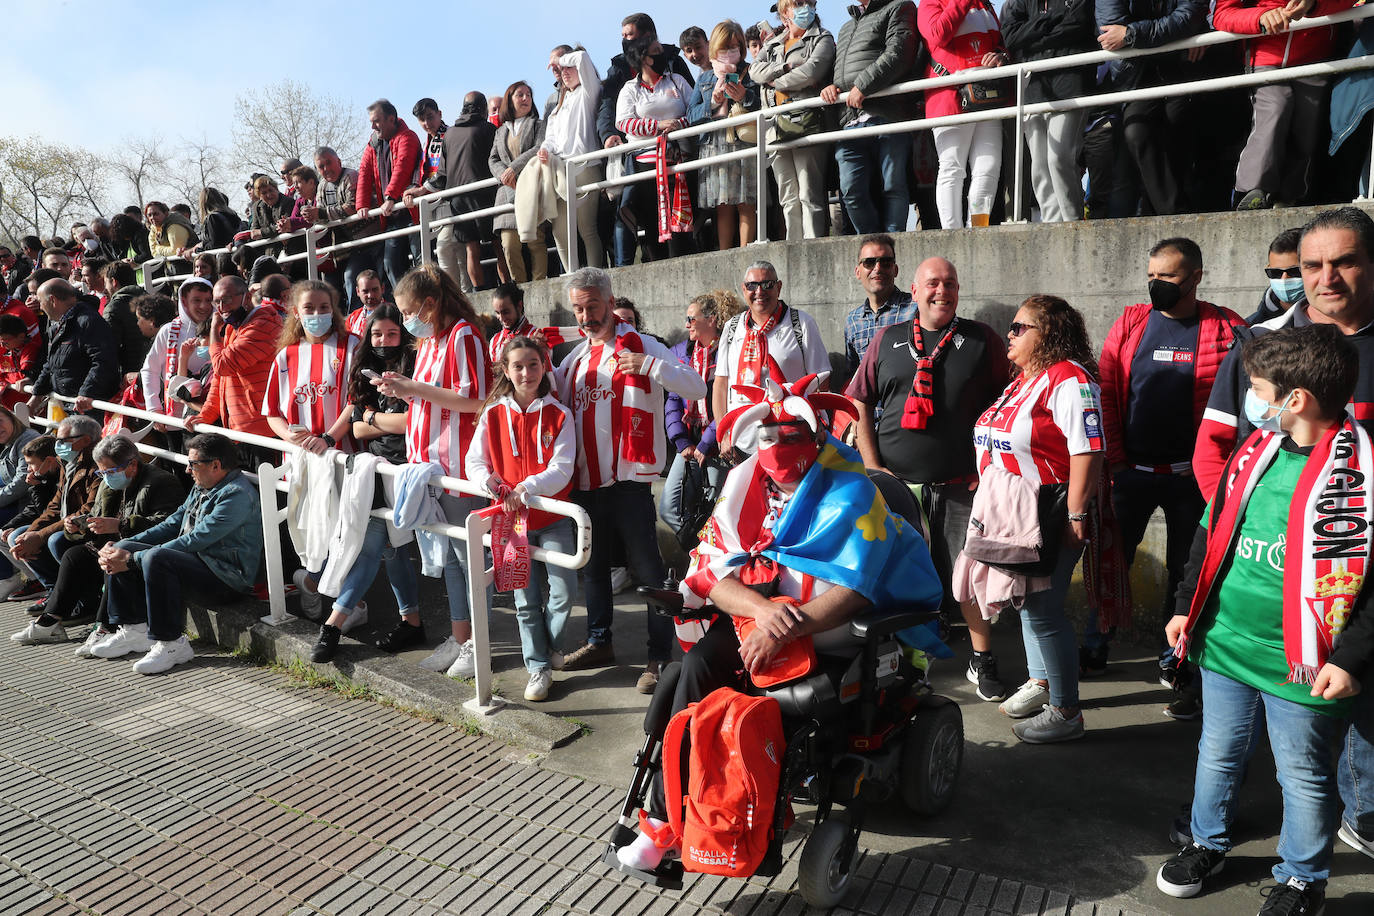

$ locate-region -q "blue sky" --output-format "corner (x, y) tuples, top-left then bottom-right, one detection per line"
(7, 1), (814, 154)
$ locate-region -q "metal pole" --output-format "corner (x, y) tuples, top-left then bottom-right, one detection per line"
(304, 228), (319, 281)
(565, 158), (580, 271)
(258, 463), (291, 626)
(1361, 115), (1374, 202)
(463, 510), (504, 716)
(755, 112), (769, 244)
(1012, 66), (1027, 225)
(419, 197), (433, 267)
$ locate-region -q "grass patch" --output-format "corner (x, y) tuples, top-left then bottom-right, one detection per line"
(276, 656), (380, 701)
(566, 717), (593, 737)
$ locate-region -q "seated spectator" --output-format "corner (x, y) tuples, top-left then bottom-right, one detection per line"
(102, 261), (148, 386)
(12, 434), (183, 645)
(309, 304), (419, 664)
(80, 256), (108, 307)
(2, 415), (101, 615)
(491, 82), (549, 283)
(687, 21), (762, 250)
(356, 99), (422, 292)
(679, 25), (710, 73)
(312, 146), (372, 309)
(466, 336), (577, 701)
(279, 158), (304, 194)
(1002, 0), (1095, 223)
(0, 435), (59, 602)
(91, 433), (263, 675)
(1096, 0), (1209, 216)
(1, 246), (32, 299)
(193, 253), (218, 281)
(245, 177), (299, 266)
(88, 218), (118, 261)
(28, 278), (119, 416)
(140, 278), (213, 423)
(108, 214), (151, 265)
(616, 36), (698, 263)
(752, 0), (836, 241)
(283, 166), (321, 234)
(1249, 227), (1305, 325)
(187, 275), (283, 440)
(198, 188), (243, 253)
(42, 247), (71, 276)
(134, 294), (178, 345)
(0, 315), (41, 409)
(144, 201), (199, 261)
(346, 269), (389, 336)
(536, 48), (606, 270)
(0, 403), (39, 598)
(919, 0), (1007, 229)
(822, 0), (919, 234)
(402, 94), (496, 293)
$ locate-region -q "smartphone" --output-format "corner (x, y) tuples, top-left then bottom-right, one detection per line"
(362, 369), (382, 380)
(71, 514), (89, 530)
(726, 73), (740, 84)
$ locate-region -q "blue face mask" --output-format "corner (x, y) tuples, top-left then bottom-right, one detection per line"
(54, 441), (75, 462)
(792, 4), (816, 28)
(1243, 388), (1293, 434)
(404, 315), (434, 339)
(194, 345), (210, 361)
(1268, 277), (1305, 305)
(300, 314), (334, 338)
(104, 469), (132, 491)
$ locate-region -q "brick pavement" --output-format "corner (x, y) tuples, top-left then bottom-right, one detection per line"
(0, 601), (1156, 916)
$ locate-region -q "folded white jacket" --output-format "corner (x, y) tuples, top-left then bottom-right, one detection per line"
(286, 449), (340, 573)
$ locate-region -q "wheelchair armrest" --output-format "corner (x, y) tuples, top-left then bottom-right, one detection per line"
(848, 609), (941, 642)
(637, 585), (715, 621)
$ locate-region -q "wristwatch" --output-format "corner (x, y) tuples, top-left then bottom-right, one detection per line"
(365, 409), (377, 428)
(321, 433), (336, 448)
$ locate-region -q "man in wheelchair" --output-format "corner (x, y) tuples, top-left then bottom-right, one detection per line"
(617, 373), (946, 871)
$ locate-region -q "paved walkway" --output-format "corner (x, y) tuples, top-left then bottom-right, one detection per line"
(0, 596), (1159, 916)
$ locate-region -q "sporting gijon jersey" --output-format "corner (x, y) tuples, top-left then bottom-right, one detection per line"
(345, 305), (377, 338)
(405, 320), (489, 478)
(261, 332), (360, 435)
(973, 360), (1104, 486)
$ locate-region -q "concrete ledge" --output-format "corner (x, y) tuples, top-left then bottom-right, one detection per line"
(184, 597), (584, 752)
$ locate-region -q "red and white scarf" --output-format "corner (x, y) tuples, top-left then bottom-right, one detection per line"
(684, 342), (712, 427)
(1175, 419), (1373, 685)
(655, 135), (693, 242)
(901, 319), (958, 430)
(737, 304), (785, 389)
(611, 330), (657, 464)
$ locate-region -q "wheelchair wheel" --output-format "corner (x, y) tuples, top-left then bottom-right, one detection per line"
(797, 817), (856, 909)
(900, 695), (963, 815)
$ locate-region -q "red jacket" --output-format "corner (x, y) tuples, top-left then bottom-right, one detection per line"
(191, 304), (283, 438)
(1098, 301), (1245, 470)
(355, 119), (422, 224)
(1212, 0), (1352, 69)
(467, 394), (575, 531)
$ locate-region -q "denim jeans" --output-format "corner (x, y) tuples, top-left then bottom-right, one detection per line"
(834, 116), (911, 234)
(0, 502), (17, 577)
(1339, 688), (1374, 838)
(1020, 543), (1084, 709)
(380, 211), (413, 292)
(572, 481), (673, 661)
(439, 493), (487, 624)
(106, 543), (226, 641)
(334, 516), (420, 616)
(657, 454), (724, 537)
(513, 518), (578, 673)
(340, 246), (377, 312)
(1, 525), (38, 582)
(1190, 667), (1341, 884)
(29, 529), (75, 589)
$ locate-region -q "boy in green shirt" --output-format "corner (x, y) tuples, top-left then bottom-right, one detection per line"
(1158, 324), (1374, 915)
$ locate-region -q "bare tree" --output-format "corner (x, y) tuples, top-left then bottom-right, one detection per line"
(165, 133), (230, 211)
(110, 136), (170, 210)
(231, 79), (366, 178)
(0, 136), (104, 242)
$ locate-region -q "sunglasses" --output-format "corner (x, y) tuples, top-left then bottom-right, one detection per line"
(744, 280), (778, 292)
(187, 458), (218, 468)
(1264, 266), (1302, 279)
(1008, 321), (1039, 338)
(858, 256), (896, 270)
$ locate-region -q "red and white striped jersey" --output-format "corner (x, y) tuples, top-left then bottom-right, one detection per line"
(488, 319), (584, 367)
(973, 360), (1104, 487)
(345, 305), (379, 337)
(405, 319), (489, 477)
(554, 323), (708, 491)
(261, 332), (360, 435)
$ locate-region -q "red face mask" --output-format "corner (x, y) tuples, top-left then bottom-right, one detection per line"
(756, 423), (818, 484)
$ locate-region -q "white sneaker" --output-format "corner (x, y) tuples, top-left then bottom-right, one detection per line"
(11, 618), (67, 645)
(340, 601), (368, 634)
(999, 679), (1051, 719)
(615, 817), (679, 870)
(90, 623), (153, 658)
(292, 569), (322, 620)
(75, 626), (113, 658)
(550, 651), (566, 671)
(418, 636), (462, 672)
(610, 567), (630, 594)
(446, 639), (477, 678)
(0, 572), (25, 601)
(524, 668), (552, 701)
(132, 636), (194, 675)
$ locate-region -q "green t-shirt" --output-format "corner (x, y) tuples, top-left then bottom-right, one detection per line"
(1191, 446), (1353, 716)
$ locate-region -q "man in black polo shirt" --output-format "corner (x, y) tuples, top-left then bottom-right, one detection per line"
(846, 256), (1011, 701)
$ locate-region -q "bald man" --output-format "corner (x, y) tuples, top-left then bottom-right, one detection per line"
(28, 278), (119, 415)
(845, 256), (1012, 702)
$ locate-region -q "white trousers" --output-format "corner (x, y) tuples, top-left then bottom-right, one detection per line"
(932, 120), (1003, 229)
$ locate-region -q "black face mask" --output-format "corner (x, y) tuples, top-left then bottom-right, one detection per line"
(1148, 278), (1184, 312)
(372, 345), (405, 363)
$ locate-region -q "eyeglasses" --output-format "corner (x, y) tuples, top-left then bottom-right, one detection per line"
(683, 316), (698, 325)
(187, 458), (218, 468)
(858, 256), (896, 270)
(744, 280), (778, 292)
(1264, 266), (1302, 279)
(1008, 321), (1039, 338)
(94, 461), (132, 479)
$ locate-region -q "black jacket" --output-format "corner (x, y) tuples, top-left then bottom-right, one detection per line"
(832, 0), (922, 126)
(201, 209), (244, 252)
(33, 299), (119, 399)
(104, 283), (150, 375)
(597, 43), (694, 143)
(1001, 0), (1097, 103)
(426, 110), (498, 218)
(2, 257), (32, 297)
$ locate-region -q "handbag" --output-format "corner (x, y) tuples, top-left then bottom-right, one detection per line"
(931, 59), (1012, 113)
(774, 105), (822, 140)
(727, 102), (758, 144)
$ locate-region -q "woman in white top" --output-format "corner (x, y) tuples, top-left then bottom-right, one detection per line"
(536, 48), (605, 270)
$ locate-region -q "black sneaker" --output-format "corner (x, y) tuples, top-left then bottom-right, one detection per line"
(377, 622), (426, 653)
(965, 652), (1008, 702)
(1169, 804), (1193, 846)
(1079, 644), (1109, 678)
(1165, 688), (1203, 721)
(24, 598), (47, 617)
(1257, 877), (1325, 916)
(1156, 843), (1225, 898)
(311, 625), (341, 663)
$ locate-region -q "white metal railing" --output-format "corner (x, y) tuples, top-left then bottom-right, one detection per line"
(28, 388), (591, 714)
(136, 5), (1374, 290)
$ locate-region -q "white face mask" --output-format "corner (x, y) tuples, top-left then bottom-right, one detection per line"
(718, 48), (741, 66)
(82, 238), (99, 252)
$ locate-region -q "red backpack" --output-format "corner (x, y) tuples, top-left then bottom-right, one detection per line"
(660, 687), (785, 877)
